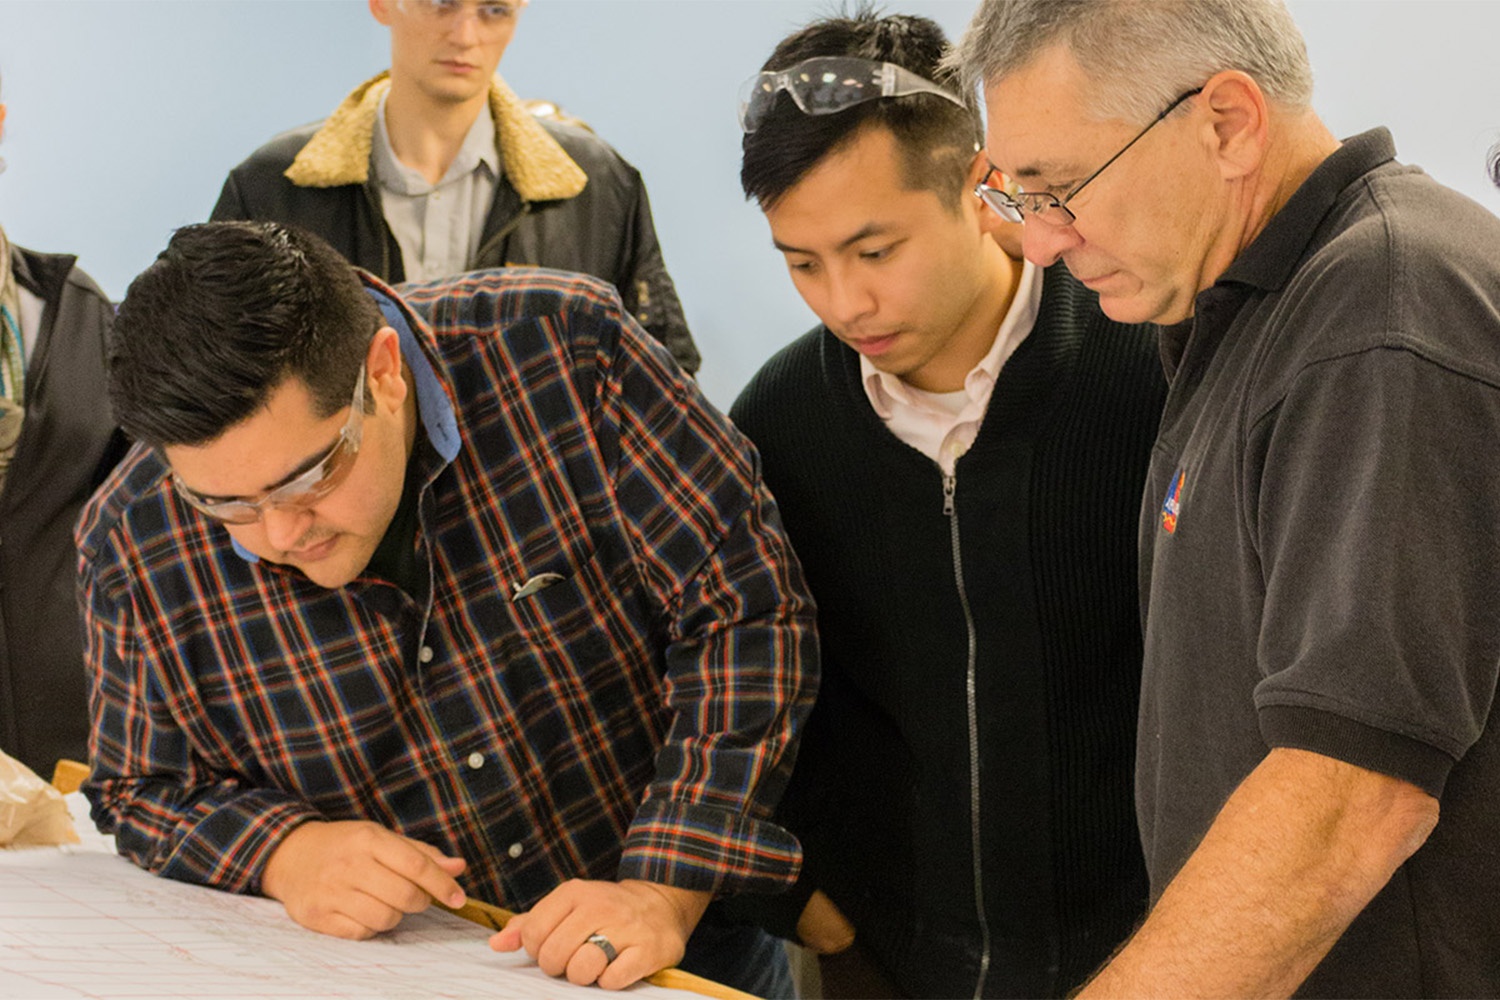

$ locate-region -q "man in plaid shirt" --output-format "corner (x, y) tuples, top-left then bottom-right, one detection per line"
(77, 221), (817, 994)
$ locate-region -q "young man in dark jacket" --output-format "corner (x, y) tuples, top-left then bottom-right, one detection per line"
(210, 0), (698, 373)
(727, 11), (1165, 997)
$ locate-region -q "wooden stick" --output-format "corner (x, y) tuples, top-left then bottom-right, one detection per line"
(438, 896), (514, 932)
(50, 762), (761, 998)
(50, 759), (89, 794)
(436, 898), (760, 999)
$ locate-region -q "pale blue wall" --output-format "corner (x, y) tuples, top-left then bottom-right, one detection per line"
(0, 0), (1496, 409)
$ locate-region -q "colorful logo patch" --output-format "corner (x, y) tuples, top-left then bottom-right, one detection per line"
(1161, 468), (1185, 534)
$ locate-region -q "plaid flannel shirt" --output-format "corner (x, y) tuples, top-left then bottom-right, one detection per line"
(77, 268), (816, 908)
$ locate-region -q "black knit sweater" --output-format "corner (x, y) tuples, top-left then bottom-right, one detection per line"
(729, 265), (1166, 998)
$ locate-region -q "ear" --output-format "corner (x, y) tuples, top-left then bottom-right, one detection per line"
(964, 148), (1022, 253)
(369, 0), (394, 27)
(0, 104), (8, 141)
(1199, 70), (1269, 181)
(962, 146), (990, 196)
(365, 326), (408, 412)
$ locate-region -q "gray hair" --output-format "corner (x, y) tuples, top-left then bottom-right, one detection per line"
(949, 0), (1313, 124)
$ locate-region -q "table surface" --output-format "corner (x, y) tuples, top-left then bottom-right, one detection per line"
(0, 796), (705, 1000)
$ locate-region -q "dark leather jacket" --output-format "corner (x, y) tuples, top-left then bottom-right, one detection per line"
(210, 72), (699, 373)
(0, 246), (128, 774)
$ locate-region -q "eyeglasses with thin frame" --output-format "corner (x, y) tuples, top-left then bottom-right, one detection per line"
(976, 87), (1202, 227)
(172, 361), (369, 525)
(739, 56), (966, 133)
(402, 0), (527, 30)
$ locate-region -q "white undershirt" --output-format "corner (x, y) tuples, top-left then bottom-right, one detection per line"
(861, 259), (1043, 474)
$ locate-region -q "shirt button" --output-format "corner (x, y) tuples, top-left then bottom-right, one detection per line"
(507, 842), (524, 859)
(419, 645), (435, 663)
(466, 751), (485, 770)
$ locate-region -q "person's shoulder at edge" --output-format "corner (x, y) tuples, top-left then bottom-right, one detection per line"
(74, 443), (169, 571)
(397, 265), (631, 331)
(9, 248), (113, 348)
(531, 115), (643, 192)
(11, 244), (108, 300)
(221, 120), (327, 178)
(394, 265), (695, 388)
(58, 258), (111, 305)
(1270, 160), (1500, 372)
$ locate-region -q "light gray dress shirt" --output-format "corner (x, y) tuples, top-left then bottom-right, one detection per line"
(370, 92), (500, 283)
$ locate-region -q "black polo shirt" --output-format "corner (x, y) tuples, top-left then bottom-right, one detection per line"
(1138, 129), (1500, 997)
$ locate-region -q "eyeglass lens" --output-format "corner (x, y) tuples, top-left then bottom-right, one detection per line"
(742, 63), (878, 132)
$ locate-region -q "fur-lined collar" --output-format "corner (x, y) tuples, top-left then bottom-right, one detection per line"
(284, 71), (587, 201)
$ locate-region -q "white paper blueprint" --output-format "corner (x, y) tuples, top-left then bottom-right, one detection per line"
(0, 849), (689, 999)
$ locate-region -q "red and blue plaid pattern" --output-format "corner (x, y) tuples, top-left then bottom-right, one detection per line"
(77, 268), (817, 909)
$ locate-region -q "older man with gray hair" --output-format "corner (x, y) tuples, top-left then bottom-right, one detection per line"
(953, 1), (1500, 997)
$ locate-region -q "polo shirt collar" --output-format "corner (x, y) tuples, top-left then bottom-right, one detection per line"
(1216, 128), (1396, 294)
(1160, 128), (1397, 377)
(229, 284), (461, 564)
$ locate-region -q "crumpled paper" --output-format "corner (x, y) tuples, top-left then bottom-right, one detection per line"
(0, 748), (80, 846)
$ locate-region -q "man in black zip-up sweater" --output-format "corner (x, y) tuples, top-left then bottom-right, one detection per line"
(725, 12), (1165, 998)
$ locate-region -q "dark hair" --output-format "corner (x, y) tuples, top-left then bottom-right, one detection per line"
(740, 4), (980, 211)
(110, 221), (381, 448)
(1491, 141), (1500, 189)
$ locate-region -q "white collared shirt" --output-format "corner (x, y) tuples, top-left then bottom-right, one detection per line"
(861, 259), (1043, 475)
(371, 91), (500, 283)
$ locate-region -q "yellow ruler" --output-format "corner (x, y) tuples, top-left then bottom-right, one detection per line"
(437, 897), (759, 1000)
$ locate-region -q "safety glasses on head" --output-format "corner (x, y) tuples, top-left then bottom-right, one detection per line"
(172, 361), (368, 525)
(738, 56), (966, 133)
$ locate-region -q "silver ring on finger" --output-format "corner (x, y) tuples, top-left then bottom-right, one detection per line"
(586, 932), (618, 964)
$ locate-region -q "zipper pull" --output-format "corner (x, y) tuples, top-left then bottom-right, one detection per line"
(943, 473), (956, 517)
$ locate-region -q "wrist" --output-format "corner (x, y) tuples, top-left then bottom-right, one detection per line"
(259, 818), (322, 901)
(621, 879), (711, 937)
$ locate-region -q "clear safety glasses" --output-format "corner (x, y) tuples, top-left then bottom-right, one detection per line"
(739, 56), (966, 133)
(172, 362), (368, 525)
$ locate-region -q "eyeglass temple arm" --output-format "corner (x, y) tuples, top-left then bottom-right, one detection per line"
(1063, 88), (1203, 203)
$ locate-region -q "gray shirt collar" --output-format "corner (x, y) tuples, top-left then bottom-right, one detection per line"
(370, 89), (500, 196)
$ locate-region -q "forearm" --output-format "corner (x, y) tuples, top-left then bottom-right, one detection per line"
(1080, 748), (1437, 998)
(639, 507), (816, 893)
(606, 330), (817, 891)
(84, 584), (321, 893)
(88, 769), (318, 893)
(630, 594), (816, 892)
(88, 677), (314, 891)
